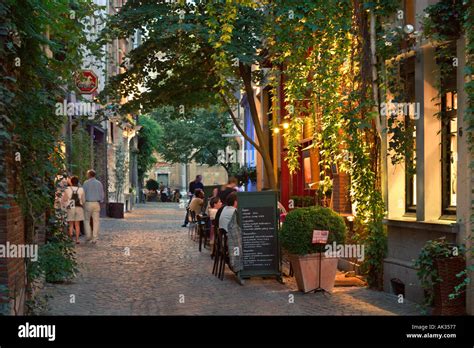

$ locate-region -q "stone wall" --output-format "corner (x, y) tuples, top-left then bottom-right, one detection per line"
(383, 220), (457, 304)
(149, 155), (228, 193)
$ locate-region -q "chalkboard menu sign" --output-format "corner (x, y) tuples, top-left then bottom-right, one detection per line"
(237, 191), (282, 281)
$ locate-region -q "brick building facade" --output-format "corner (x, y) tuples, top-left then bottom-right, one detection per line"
(0, 154), (26, 315)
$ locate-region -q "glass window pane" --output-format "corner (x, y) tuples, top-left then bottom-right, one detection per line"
(450, 118), (457, 207)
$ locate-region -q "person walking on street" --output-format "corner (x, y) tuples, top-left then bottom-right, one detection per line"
(61, 176), (85, 244)
(182, 175), (204, 227)
(82, 169), (104, 244)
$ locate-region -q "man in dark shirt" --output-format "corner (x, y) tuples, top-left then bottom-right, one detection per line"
(182, 175), (204, 227)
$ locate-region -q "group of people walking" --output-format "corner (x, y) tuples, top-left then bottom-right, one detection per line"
(56, 169), (104, 245)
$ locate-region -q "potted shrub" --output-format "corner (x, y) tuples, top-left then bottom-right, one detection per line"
(414, 238), (466, 315)
(108, 144), (128, 218)
(145, 179), (159, 202)
(280, 206), (346, 292)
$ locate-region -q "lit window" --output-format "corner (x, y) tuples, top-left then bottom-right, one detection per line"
(441, 90), (457, 215)
(399, 56), (416, 213)
(406, 124), (416, 211)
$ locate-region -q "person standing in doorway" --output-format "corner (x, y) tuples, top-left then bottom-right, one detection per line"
(181, 174), (204, 227)
(82, 169), (104, 244)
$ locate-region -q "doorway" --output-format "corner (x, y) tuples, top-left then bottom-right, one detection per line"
(156, 173), (169, 187)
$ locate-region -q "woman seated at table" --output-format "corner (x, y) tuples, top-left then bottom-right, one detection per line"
(217, 192), (243, 273)
(208, 196), (223, 252)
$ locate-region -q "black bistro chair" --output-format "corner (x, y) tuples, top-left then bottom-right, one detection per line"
(212, 228), (228, 280)
(196, 214), (210, 252)
(188, 210), (198, 240)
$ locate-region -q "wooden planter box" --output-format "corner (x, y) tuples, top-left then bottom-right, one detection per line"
(107, 202), (124, 219)
(432, 256), (466, 316)
(146, 192), (158, 202)
(289, 253), (338, 293)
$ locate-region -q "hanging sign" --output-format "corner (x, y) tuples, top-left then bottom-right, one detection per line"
(312, 230), (329, 244)
(75, 70), (98, 94)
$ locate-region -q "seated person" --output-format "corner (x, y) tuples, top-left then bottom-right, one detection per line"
(188, 189), (205, 217)
(218, 177), (239, 204)
(172, 189), (182, 202)
(160, 189), (169, 202)
(208, 196), (223, 250)
(217, 192), (242, 273)
(208, 196), (222, 221)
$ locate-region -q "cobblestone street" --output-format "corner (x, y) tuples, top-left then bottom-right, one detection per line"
(43, 203), (420, 316)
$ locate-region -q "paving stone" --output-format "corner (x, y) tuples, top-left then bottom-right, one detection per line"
(42, 203), (421, 316)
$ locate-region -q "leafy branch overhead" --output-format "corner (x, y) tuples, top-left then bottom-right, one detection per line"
(100, 2), (265, 113)
(100, 1), (277, 189)
(137, 115), (161, 185)
(149, 106), (238, 172)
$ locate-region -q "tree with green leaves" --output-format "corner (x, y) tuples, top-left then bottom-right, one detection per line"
(263, 0), (402, 289)
(150, 106), (238, 173)
(71, 126), (93, 182)
(137, 114), (162, 185)
(113, 143), (128, 203)
(1, 0), (101, 223)
(0, 0), (101, 312)
(101, 1), (278, 188)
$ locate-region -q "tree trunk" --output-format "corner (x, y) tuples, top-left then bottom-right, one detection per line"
(238, 62), (276, 189)
(369, 9), (382, 139)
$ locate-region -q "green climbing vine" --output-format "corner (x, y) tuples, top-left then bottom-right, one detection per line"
(452, 0), (474, 299)
(0, 0), (101, 312)
(264, 0), (404, 288)
(418, 0), (474, 301)
(465, 0), (474, 298)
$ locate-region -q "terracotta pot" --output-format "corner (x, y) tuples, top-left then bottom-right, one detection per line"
(107, 202), (124, 219)
(289, 253), (338, 293)
(432, 256), (466, 315)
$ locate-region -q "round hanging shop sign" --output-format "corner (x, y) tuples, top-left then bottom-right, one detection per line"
(75, 70), (98, 94)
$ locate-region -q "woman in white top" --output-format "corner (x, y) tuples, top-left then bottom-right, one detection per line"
(61, 176), (86, 244)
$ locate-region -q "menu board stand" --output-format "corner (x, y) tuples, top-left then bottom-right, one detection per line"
(305, 230), (330, 295)
(304, 248), (329, 295)
(236, 191), (283, 284)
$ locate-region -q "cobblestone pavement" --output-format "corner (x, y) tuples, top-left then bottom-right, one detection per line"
(43, 203), (420, 315)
